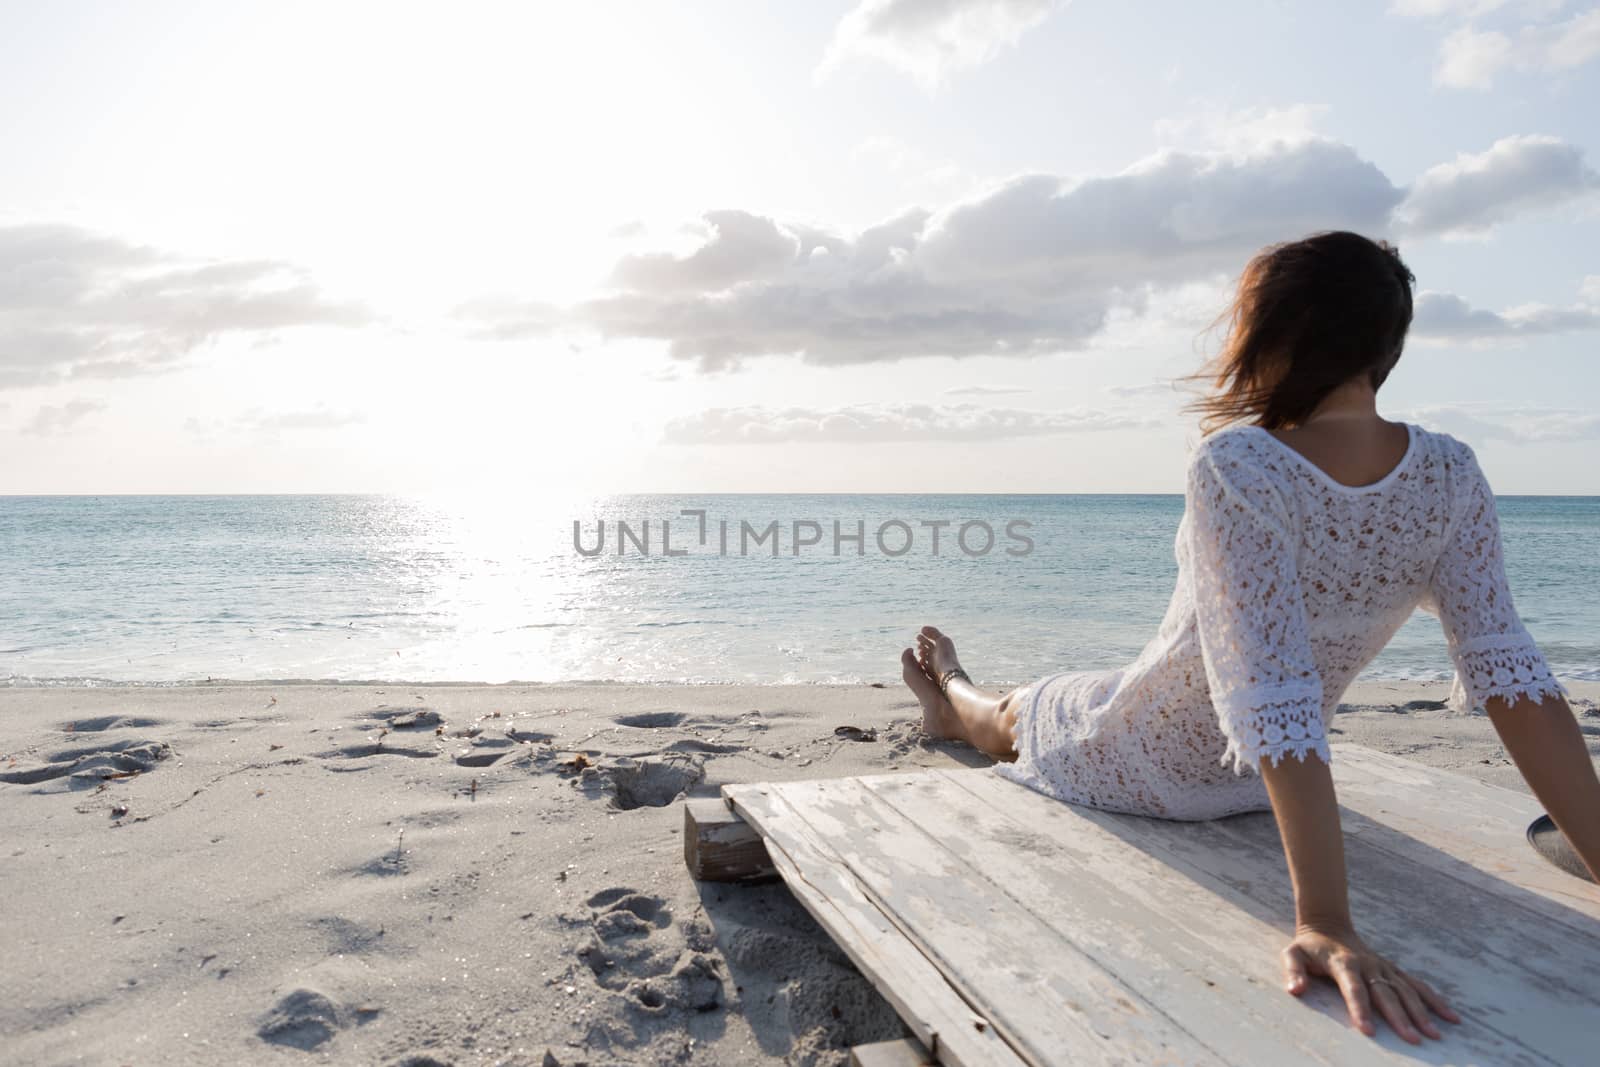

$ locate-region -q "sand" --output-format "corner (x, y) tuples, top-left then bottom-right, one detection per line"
(3, 679), (1598, 1066)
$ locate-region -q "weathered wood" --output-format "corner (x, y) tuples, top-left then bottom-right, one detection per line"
(851, 1036), (936, 1067)
(683, 797), (777, 883)
(746, 777), (1226, 1066)
(1329, 746), (1598, 922)
(726, 784), (1024, 1067)
(725, 747), (1600, 1066)
(879, 771), (1350, 1064)
(953, 766), (1589, 1064)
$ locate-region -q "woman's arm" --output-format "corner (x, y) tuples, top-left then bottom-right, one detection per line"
(1181, 441), (1456, 1040)
(1488, 692), (1600, 881)
(1260, 755), (1459, 1043)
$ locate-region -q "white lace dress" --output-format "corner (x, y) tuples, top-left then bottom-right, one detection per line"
(995, 422), (1565, 821)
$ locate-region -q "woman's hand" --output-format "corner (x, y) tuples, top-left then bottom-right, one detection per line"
(1283, 923), (1460, 1043)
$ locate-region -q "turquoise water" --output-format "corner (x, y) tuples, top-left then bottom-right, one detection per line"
(1, 494), (1596, 686)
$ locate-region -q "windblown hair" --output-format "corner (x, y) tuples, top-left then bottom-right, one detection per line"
(1189, 231), (1416, 433)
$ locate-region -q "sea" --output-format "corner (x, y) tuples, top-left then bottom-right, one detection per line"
(2, 494), (1597, 688)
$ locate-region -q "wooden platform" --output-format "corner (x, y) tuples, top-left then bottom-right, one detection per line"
(716, 746), (1600, 1066)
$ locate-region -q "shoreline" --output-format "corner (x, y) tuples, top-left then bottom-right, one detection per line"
(4, 681), (1597, 1065)
(7, 671), (1588, 689)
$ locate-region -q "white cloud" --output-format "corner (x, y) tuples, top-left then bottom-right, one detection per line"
(23, 398), (106, 435)
(943, 384), (1030, 396)
(1545, 8), (1600, 69)
(0, 224), (370, 389)
(1419, 6), (1600, 88)
(471, 140), (1397, 370)
(1435, 25), (1515, 87)
(1109, 381), (1190, 399)
(1152, 103), (1328, 153)
(1412, 286), (1600, 341)
(662, 403), (1153, 445)
(459, 135), (1594, 372)
(1405, 403), (1600, 443)
(817, 0), (1063, 89)
(1394, 135), (1599, 235)
(1390, 0), (1508, 16)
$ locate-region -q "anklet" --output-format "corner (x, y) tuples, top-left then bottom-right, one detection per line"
(937, 667), (972, 695)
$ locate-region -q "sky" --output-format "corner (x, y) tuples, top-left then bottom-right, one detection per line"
(1, 0), (1597, 495)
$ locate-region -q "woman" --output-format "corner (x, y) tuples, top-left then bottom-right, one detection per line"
(901, 231), (1600, 1045)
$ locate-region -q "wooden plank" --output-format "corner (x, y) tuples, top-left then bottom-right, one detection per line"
(1331, 746), (1600, 923)
(873, 770), (1357, 1065)
(958, 768), (1585, 1065)
(761, 776), (1227, 1067)
(851, 1037), (936, 1067)
(946, 769), (1356, 1033)
(1178, 809), (1588, 1065)
(683, 797), (777, 883)
(725, 783), (1025, 1067)
(733, 749), (1600, 1067)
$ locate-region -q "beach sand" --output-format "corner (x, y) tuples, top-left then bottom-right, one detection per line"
(3, 680), (1598, 1066)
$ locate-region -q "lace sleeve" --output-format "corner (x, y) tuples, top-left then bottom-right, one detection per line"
(1428, 444), (1563, 712)
(1186, 443), (1327, 773)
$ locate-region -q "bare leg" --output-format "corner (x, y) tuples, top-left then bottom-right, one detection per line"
(911, 626), (1022, 762)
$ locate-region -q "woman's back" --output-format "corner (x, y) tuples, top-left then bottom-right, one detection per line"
(997, 420), (1564, 821)
(1185, 422), (1560, 759)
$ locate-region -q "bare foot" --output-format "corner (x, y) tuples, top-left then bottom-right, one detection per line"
(901, 648), (957, 738)
(915, 625), (963, 685)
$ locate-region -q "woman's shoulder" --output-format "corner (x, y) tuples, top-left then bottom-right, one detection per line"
(1187, 423), (1283, 482)
(1185, 425), (1295, 512)
(1404, 423), (1482, 473)
(1405, 424), (1489, 499)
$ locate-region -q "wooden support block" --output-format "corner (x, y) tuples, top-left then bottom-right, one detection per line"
(850, 1037), (935, 1067)
(683, 797), (777, 883)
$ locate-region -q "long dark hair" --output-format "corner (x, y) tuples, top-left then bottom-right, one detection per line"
(1189, 231), (1416, 433)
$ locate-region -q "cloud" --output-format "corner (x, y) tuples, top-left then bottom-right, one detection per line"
(1389, 0), (1508, 16)
(1109, 381), (1190, 399)
(1393, 135), (1599, 235)
(1398, 4), (1600, 88)
(453, 296), (563, 341)
(1435, 25), (1516, 87)
(1151, 103), (1329, 154)
(0, 223), (371, 389)
(458, 135), (1594, 372)
(23, 398), (106, 435)
(462, 139), (1400, 370)
(1412, 287), (1600, 341)
(662, 403), (1154, 445)
(943, 384), (1030, 396)
(817, 0), (1063, 89)
(1405, 403), (1600, 443)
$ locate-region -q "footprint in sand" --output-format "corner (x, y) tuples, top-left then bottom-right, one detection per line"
(313, 741), (440, 761)
(565, 755), (704, 811)
(0, 739), (173, 788)
(453, 735), (517, 768)
(256, 988), (347, 1050)
(356, 707), (444, 729)
(56, 715), (165, 732)
(575, 889), (723, 1016)
(614, 712), (688, 729)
